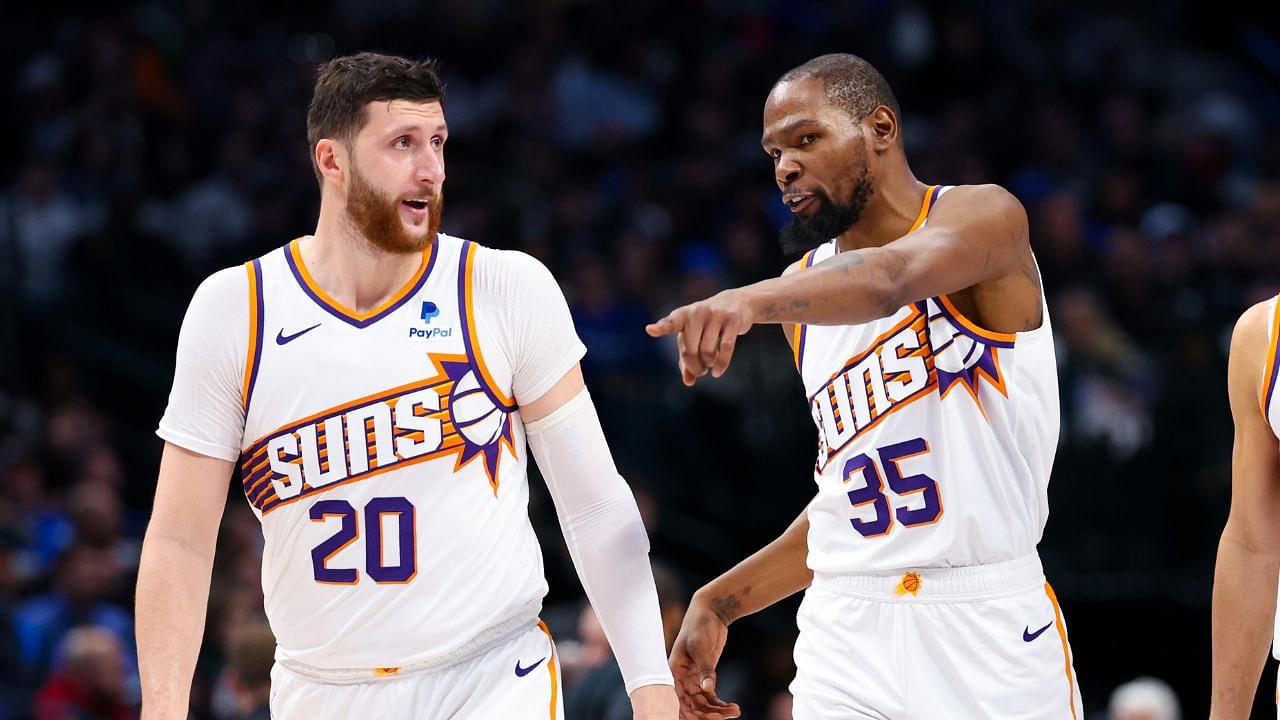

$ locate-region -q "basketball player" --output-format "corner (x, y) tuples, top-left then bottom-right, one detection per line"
(648, 54), (1080, 718)
(136, 53), (677, 720)
(1210, 298), (1280, 718)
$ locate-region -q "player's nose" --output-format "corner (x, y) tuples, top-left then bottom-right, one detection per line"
(416, 152), (445, 186)
(775, 152), (801, 186)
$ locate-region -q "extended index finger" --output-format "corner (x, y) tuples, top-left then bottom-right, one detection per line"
(646, 309), (685, 337)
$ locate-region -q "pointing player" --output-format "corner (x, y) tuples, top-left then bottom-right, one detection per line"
(649, 54), (1080, 718)
(1210, 297), (1280, 718)
(136, 53), (677, 720)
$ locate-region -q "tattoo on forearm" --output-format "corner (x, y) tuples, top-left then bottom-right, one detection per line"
(711, 593), (742, 624)
(761, 298), (811, 321)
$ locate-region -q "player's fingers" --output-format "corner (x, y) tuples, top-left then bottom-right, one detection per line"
(646, 310), (683, 337)
(698, 313), (724, 369)
(680, 312), (709, 382)
(677, 341), (700, 387)
(695, 672), (736, 709)
(688, 692), (737, 719)
(711, 317), (743, 378)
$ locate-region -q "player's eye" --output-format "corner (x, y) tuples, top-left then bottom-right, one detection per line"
(770, 148), (781, 159)
(393, 136), (411, 150)
(800, 134), (818, 145)
(430, 136), (444, 149)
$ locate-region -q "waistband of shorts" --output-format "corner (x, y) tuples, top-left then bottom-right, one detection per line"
(276, 610), (539, 684)
(810, 553), (1046, 602)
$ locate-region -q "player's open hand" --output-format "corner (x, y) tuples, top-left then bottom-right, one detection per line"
(668, 597), (741, 720)
(646, 290), (755, 386)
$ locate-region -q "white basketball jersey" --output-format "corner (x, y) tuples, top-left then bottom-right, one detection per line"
(230, 233), (565, 669)
(794, 185), (1060, 573)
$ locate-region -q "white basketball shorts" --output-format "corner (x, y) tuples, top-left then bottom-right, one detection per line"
(790, 554), (1081, 719)
(269, 621), (564, 720)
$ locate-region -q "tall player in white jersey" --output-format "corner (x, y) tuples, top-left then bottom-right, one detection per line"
(1210, 296), (1280, 718)
(135, 53), (678, 720)
(648, 54), (1080, 719)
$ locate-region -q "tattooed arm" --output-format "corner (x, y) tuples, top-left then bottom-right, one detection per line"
(647, 184), (1038, 385)
(668, 510), (812, 719)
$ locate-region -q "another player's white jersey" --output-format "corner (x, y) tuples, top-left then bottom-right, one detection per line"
(158, 232), (585, 670)
(794, 185), (1060, 573)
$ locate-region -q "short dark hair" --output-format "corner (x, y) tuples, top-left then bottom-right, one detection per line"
(306, 52), (446, 184)
(778, 53), (901, 124)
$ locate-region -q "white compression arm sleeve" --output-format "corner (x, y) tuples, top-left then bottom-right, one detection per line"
(524, 389), (674, 694)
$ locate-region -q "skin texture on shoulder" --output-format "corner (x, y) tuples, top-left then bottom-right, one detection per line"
(1210, 299), (1280, 719)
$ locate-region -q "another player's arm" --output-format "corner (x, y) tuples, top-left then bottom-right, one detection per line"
(647, 184), (1035, 384)
(522, 367), (677, 720)
(136, 444), (232, 720)
(670, 509), (812, 720)
(1210, 302), (1280, 719)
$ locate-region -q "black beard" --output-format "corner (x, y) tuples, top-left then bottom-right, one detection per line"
(778, 170), (874, 259)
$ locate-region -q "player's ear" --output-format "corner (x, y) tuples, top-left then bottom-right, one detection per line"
(315, 138), (347, 188)
(867, 106), (899, 152)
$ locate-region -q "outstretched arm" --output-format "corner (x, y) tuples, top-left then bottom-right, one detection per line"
(647, 184), (1035, 385)
(1210, 301), (1280, 719)
(669, 509), (812, 719)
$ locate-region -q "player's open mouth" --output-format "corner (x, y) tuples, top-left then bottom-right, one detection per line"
(401, 199), (430, 219)
(784, 192), (816, 214)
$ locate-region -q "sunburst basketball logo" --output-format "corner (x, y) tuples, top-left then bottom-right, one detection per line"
(895, 571), (922, 597)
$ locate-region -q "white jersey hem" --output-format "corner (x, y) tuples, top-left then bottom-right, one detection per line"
(811, 553), (1046, 603)
(276, 607), (541, 683)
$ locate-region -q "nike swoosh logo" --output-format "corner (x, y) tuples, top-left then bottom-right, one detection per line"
(276, 324), (321, 345)
(514, 656), (546, 677)
(1023, 621), (1054, 642)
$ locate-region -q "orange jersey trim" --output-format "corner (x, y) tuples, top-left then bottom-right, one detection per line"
(460, 241), (517, 409)
(287, 238), (432, 322)
(1260, 297), (1280, 420)
(1045, 583), (1078, 720)
(537, 621), (559, 720)
(936, 293), (1018, 345)
(907, 185), (939, 233)
(241, 260), (264, 412)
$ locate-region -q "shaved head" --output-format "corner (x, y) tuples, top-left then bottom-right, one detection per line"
(776, 53), (900, 125)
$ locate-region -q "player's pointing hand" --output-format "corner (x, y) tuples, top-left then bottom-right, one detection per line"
(646, 290), (756, 386)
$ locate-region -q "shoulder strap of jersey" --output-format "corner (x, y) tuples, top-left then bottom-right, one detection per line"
(457, 240), (518, 411)
(1259, 295), (1280, 421)
(792, 246), (822, 373)
(241, 258), (265, 414)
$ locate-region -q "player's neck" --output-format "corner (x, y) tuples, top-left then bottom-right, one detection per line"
(304, 211), (426, 314)
(835, 171), (930, 253)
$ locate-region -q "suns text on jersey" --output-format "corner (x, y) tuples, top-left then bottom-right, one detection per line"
(237, 355), (476, 514)
(810, 308), (937, 470)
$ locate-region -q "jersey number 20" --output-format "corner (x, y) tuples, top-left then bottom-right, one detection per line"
(309, 497), (416, 584)
(843, 437), (942, 538)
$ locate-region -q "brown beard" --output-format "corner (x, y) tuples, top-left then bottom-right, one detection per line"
(346, 164), (443, 255)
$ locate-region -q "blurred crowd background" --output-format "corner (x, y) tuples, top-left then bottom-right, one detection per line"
(2, 1), (1278, 718)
